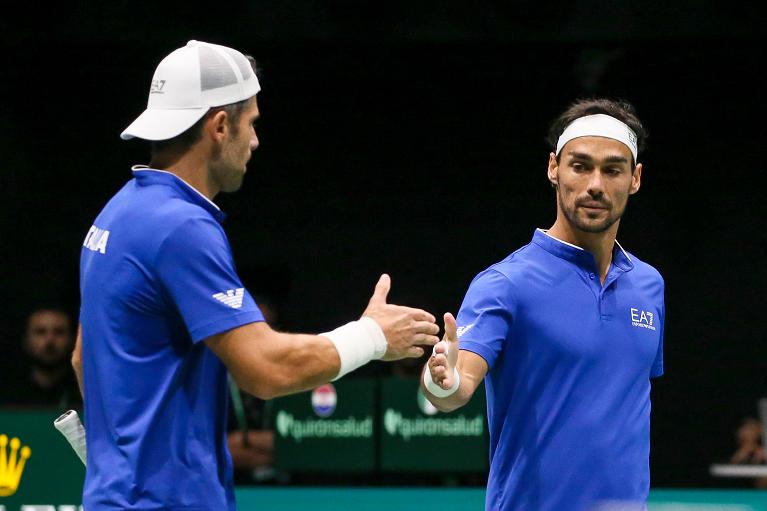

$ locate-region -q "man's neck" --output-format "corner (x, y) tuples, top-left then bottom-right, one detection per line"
(150, 146), (218, 200)
(547, 217), (619, 284)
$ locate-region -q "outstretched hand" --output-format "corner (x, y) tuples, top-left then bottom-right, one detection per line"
(427, 312), (460, 390)
(362, 274), (440, 361)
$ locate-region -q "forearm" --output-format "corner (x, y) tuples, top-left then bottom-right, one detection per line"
(421, 348), (487, 413)
(208, 314), (398, 400)
(228, 331), (341, 399)
(421, 365), (476, 413)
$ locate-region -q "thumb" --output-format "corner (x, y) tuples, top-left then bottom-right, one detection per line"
(443, 312), (459, 367)
(443, 312), (458, 344)
(368, 274), (391, 306)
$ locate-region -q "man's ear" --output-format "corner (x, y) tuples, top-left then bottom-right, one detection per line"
(206, 110), (229, 143)
(629, 163), (642, 195)
(547, 152), (559, 188)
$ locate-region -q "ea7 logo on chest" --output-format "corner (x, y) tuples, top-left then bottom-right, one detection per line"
(630, 308), (656, 331)
(83, 225), (110, 254)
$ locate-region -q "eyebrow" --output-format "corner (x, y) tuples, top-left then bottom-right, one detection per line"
(566, 151), (629, 164)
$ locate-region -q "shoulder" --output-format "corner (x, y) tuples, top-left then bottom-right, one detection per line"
(155, 209), (228, 262)
(623, 251), (666, 309)
(161, 202), (223, 237)
(466, 242), (541, 296)
(625, 251), (665, 287)
(481, 242), (544, 285)
(99, 179), (224, 242)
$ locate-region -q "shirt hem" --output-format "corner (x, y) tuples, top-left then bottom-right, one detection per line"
(458, 340), (496, 368)
(190, 311), (265, 343)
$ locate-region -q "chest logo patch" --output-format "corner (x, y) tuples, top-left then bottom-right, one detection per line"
(212, 288), (244, 309)
(630, 308), (656, 331)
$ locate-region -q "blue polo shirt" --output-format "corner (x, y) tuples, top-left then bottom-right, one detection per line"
(458, 229), (664, 511)
(79, 167), (264, 510)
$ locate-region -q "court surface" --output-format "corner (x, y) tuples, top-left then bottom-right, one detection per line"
(235, 488), (767, 511)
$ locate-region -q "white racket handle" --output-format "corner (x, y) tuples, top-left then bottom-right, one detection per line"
(54, 410), (87, 466)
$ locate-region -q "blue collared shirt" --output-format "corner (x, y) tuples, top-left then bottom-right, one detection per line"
(458, 229), (664, 511)
(79, 167), (264, 510)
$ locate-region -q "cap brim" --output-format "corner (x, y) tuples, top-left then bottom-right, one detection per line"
(120, 107), (209, 141)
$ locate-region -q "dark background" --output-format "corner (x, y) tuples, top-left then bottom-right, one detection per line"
(2, 1), (765, 487)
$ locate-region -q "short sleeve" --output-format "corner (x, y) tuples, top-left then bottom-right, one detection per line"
(456, 269), (515, 370)
(155, 216), (264, 343)
(650, 283), (665, 378)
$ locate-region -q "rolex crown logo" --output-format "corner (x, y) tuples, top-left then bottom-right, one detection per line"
(0, 434), (32, 496)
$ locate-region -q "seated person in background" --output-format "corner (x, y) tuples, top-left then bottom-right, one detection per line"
(227, 386), (276, 483)
(1, 306), (81, 410)
(730, 417), (767, 489)
(731, 418), (765, 465)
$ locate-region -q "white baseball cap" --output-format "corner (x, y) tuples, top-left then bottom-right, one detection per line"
(121, 40), (261, 141)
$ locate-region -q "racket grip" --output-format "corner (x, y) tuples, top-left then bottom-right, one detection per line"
(54, 409), (87, 466)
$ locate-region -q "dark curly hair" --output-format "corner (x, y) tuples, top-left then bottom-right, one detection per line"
(547, 98), (647, 166)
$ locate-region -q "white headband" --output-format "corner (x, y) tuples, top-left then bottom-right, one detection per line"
(556, 114), (638, 162)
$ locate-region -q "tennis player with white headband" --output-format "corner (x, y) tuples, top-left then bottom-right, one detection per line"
(423, 98), (665, 511)
(72, 40), (439, 510)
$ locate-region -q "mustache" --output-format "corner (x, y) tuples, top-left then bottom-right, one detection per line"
(575, 197), (612, 209)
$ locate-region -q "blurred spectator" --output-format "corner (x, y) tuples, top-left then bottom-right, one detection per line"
(0, 306), (81, 410)
(729, 417), (767, 488)
(227, 384), (277, 483)
(731, 418), (765, 465)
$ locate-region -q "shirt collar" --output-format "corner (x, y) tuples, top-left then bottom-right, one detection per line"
(532, 228), (634, 273)
(131, 165), (226, 223)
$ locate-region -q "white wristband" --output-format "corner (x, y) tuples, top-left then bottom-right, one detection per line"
(423, 365), (461, 398)
(322, 316), (388, 381)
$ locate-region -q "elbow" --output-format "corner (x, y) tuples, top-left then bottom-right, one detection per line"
(259, 369), (295, 399)
(250, 386), (278, 400)
(235, 378), (276, 400)
(235, 370), (292, 401)
(71, 352), (82, 373)
(246, 386), (286, 401)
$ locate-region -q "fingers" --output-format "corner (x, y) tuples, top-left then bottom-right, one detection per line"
(430, 363), (448, 380)
(413, 320), (439, 336)
(405, 321), (438, 347)
(401, 307), (436, 324)
(432, 340), (448, 355)
(411, 333), (439, 346)
(368, 274), (391, 306)
(428, 352), (454, 388)
(430, 345), (449, 366)
(443, 312), (458, 343)
(405, 346), (424, 358)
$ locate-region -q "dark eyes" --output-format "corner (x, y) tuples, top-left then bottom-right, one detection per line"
(571, 162), (621, 175)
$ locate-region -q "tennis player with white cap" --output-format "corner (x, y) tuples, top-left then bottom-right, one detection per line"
(423, 99), (665, 511)
(72, 40), (439, 510)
